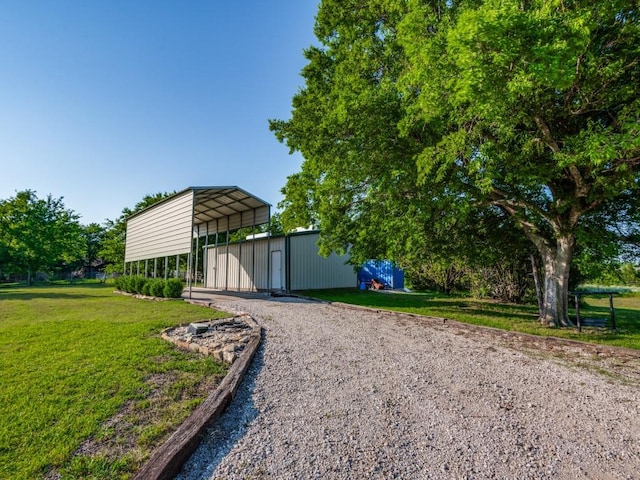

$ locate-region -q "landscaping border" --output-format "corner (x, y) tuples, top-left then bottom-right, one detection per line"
(132, 301), (262, 480)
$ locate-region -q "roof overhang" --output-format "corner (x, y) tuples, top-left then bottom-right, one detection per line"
(127, 186), (272, 231)
(190, 186), (271, 228)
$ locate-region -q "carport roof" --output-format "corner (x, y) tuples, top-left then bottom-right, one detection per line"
(190, 186), (271, 225)
(128, 186), (271, 227)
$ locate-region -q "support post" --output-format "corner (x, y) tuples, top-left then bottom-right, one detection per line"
(203, 222), (209, 288)
(267, 207), (271, 293)
(214, 224), (219, 289)
(251, 209), (256, 292)
(225, 220), (230, 291)
(195, 224), (200, 287)
(187, 251), (192, 299)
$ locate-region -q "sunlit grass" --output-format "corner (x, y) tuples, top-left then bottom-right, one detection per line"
(304, 289), (640, 350)
(0, 283), (228, 480)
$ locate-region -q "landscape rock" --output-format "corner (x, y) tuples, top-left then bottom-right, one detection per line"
(162, 316), (254, 364)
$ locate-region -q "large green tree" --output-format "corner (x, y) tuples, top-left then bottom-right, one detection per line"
(271, 0), (640, 326)
(0, 191), (84, 284)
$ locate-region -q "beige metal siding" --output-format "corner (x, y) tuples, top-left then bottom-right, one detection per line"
(201, 205), (270, 236)
(125, 191), (194, 262)
(206, 245), (227, 290)
(204, 236), (284, 291)
(226, 244), (243, 290)
(204, 233), (355, 291)
(289, 233), (356, 290)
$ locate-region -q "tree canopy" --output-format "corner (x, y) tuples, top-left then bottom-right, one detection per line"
(271, 0), (640, 325)
(0, 191), (84, 283)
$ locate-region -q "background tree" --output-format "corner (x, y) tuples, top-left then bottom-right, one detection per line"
(77, 223), (107, 276)
(228, 212), (286, 243)
(272, 0), (640, 326)
(0, 190), (84, 284)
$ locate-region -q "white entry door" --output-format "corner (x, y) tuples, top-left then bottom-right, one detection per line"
(271, 250), (282, 290)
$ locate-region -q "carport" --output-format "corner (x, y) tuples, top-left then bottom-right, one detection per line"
(124, 186), (271, 296)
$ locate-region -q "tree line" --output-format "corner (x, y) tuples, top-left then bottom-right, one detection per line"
(0, 190), (172, 284)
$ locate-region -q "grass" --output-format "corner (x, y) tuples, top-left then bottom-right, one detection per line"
(303, 288), (640, 350)
(0, 283), (229, 480)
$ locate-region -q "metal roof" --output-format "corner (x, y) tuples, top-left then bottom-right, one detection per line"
(190, 186), (270, 225)
(127, 186), (271, 227)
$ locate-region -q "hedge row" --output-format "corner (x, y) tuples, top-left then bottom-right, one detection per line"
(115, 275), (185, 298)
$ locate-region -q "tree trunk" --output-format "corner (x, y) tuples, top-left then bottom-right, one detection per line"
(538, 235), (574, 326)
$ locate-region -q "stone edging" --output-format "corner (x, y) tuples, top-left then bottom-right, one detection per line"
(132, 301), (262, 480)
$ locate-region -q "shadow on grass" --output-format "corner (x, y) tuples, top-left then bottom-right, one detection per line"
(573, 304), (640, 334)
(0, 283), (113, 301)
(307, 289), (539, 323)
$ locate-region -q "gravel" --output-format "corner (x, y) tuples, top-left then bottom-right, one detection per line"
(175, 292), (640, 480)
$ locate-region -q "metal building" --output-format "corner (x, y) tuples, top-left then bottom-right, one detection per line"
(203, 231), (357, 291)
(124, 186), (271, 287)
(124, 186), (357, 293)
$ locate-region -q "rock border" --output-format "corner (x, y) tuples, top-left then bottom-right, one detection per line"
(161, 317), (253, 364)
(132, 301), (262, 480)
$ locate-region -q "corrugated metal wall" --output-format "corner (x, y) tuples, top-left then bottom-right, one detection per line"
(125, 191), (193, 262)
(359, 260), (405, 289)
(205, 237), (285, 291)
(201, 206), (270, 236)
(289, 233), (356, 290)
(204, 233), (356, 291)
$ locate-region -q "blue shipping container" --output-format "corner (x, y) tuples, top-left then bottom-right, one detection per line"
(358, 260), (404, 289)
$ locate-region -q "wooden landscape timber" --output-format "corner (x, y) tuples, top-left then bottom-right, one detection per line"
(133, 305), (262, 480)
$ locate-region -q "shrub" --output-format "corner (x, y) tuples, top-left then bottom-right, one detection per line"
(114, 276), (125, 291)
(163, 278), (184, 298)
(132, 276), (147, 294)
(125, 276), (136, 293)
(141, 281), (152, 296)
(149, 279), (165, 298)
(116, 275), (133, 293)
(468, 264), (532, 303)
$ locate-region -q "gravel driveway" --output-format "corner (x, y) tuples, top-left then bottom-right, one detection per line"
(176, 292), (640, 480)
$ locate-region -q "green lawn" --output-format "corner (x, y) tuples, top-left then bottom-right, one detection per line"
(304, 289), (640, 350)
(0, 283), (229, 480)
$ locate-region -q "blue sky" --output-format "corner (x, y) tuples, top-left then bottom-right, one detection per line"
(0, 1), (318, 225)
